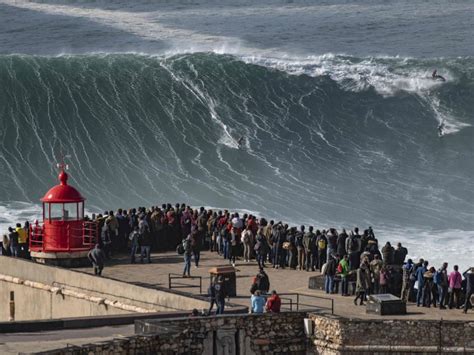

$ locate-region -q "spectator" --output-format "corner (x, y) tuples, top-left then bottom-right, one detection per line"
(87, 244), (105, 276)
(448, 265), (462, 309)
(251, 290), (266, 314)
(265, 290), (281, 313)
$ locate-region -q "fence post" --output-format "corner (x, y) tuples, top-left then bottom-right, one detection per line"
(9, 291), (15, 321)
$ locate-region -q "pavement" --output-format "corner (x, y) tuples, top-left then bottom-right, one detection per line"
(2, 250), (471, 354)
(74, 250), (474, 321)
(0, 325), (134, 354)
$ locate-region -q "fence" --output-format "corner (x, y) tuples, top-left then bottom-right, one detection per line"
(168, 273), (203, 294)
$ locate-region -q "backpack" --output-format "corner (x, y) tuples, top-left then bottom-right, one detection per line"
(349, 236), (358, 251)
(176, 243), (185, 255)
(337, 263), (343, 274)
(318, 238), (326, 250)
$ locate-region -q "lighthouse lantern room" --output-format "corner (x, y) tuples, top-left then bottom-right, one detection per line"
(29, 163), (97, 266)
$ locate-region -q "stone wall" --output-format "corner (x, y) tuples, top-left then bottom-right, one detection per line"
(310, 313), (474, 354)
(36, 312), (308, 355)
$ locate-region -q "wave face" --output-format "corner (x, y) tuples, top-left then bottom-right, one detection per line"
(0, 53), (473, 234)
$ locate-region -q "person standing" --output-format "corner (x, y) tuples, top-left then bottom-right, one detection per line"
(88, 244), (105, 276)
(354, 262), (370, 306)
(15, 223), (28, 258)
(437, 262), (449, 309)
(182, 235), (192, 277)
(338, 254), (350, 296)
(370, 254), (383, 294)
(296, 225), (306, 271)
(214, 275), (227, 315)
(129, 226), (140, 264)
(401, 259), (414, 302)
(323, 254), (338, 294)
(303, 226), (315, 271)
(242, 226), (253, 263)
(448, 265), (462, 309)
(415, 260), (428, 306)
(8, 227), (18, 257)
(316, 230), (328, 271)
(463, 267), (474, 314)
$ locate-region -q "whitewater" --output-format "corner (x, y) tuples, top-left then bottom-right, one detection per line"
(0, 0), (473, 270)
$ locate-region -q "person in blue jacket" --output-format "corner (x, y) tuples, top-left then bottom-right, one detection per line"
(416, 260), (429, 306)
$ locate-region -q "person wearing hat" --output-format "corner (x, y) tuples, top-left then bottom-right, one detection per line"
(463, 267), (474, 314)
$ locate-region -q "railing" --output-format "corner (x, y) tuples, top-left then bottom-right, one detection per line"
(28, 221), (98, 252)
(82, 221), (98, 246)
(29, 226), (44, 249)
(276, 292), (334, 314)
(168, 273), (202, 294)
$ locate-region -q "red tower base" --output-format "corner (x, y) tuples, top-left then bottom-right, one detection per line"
(30, 250), (91, 267)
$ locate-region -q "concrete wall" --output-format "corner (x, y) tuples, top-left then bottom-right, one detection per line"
(0, 256), (210, 321)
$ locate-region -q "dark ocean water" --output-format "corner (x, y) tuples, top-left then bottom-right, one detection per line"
(0, 0), (472, 267)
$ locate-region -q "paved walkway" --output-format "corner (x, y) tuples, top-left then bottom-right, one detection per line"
(0, 325), (134, 354)
(75, 251), (473, 321)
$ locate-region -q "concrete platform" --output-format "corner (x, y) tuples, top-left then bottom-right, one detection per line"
(74, 251), (473, 321)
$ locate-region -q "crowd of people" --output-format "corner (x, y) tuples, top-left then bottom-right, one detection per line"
(1, 202), (472, 315)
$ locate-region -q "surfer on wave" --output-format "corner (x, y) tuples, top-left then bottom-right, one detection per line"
(432, 69), (446, 82)
(438, 121), (445, 137)
(236, 136), (244, 147)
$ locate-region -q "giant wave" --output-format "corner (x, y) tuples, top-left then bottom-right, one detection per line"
(0, 52), (473, 267)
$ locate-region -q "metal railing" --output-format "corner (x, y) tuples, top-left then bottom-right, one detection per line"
(168, 273), (202, 294)
(28, 221), (98, 251)
(276, 292), (334, 314)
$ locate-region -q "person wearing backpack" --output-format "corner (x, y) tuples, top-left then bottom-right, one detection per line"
(323, 254), (339, 294)
(346, 231), (361, 270)
(316, 230), (327, 271)
(436, 262), (449, 309)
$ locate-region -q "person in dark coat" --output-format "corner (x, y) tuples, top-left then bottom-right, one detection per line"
(381, 242), (395, 265)
(394, 242), (408, 265)
(463, 267), (474, 314)
(88, 244), (105, 276)
(354, 262), (371, 305)
(336, 229), (348, 260)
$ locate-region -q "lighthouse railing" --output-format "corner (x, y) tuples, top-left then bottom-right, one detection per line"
(29, 225), (44, 251)
(82, 221), (98, 246)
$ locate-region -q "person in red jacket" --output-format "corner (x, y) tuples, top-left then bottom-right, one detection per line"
(265, 290), (281, 313)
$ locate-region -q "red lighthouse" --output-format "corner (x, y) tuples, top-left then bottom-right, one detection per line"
(29, 164), (97, 266)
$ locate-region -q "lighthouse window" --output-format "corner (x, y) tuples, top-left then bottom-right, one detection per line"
(48, 203), (79, 220)
(63, 203), (79, 221)
(49, 204), (63, 220)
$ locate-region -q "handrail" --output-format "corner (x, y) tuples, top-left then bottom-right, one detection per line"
(168, 273), (202, 294)
(276, 292), (334, 314)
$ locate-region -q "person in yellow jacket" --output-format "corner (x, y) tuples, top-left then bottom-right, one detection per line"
(15, 223), (28, 258)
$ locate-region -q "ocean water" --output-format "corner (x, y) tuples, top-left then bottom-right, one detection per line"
(0, 0), (473, 270)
